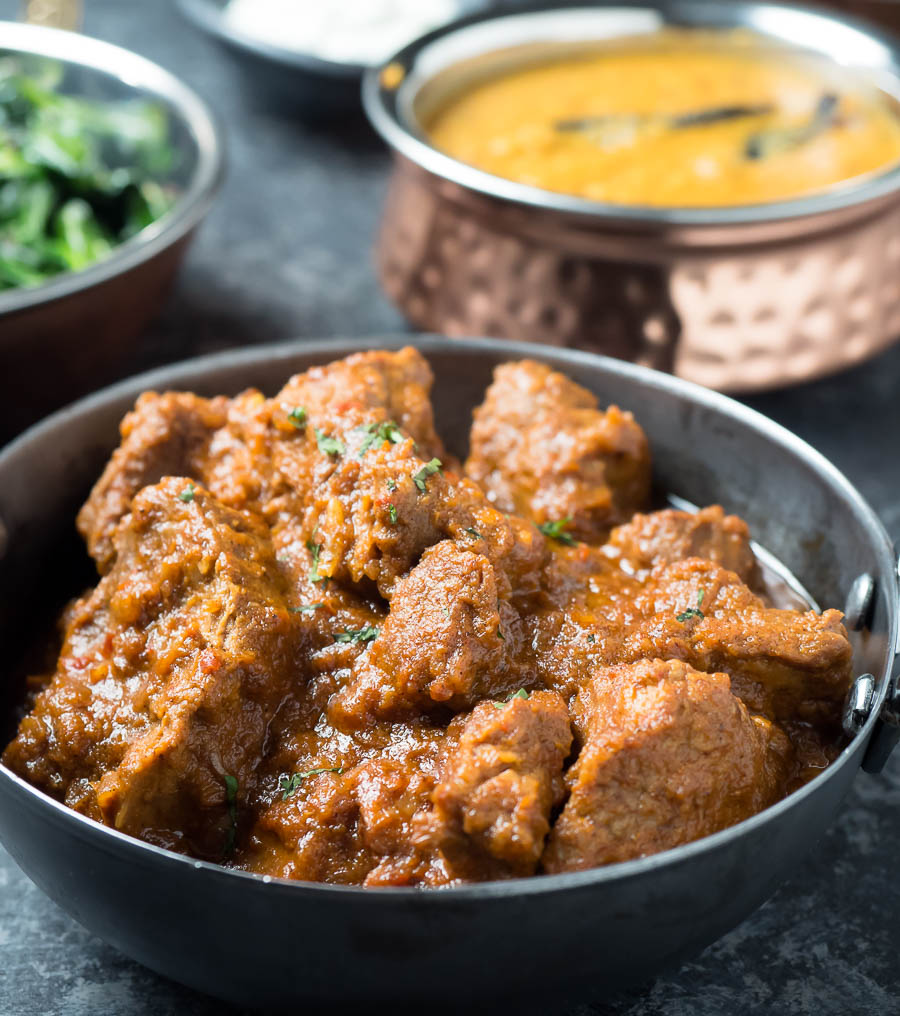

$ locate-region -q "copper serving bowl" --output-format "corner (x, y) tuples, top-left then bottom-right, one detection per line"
(365, 2), (900, 392)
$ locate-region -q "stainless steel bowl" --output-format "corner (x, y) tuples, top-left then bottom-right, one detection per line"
(365, 2), (900, 392)
(0, 21), (224, 441)
(0, 336), (897, 1009)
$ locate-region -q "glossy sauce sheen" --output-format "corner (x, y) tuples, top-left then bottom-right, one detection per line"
(426, 31), (900, 206)
(2, 350), (852, 886)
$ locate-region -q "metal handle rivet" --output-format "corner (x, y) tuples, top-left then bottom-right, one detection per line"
(843, 673), (876, 738)
(844, 573), (875, 631)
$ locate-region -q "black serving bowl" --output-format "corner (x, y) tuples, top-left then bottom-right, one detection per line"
(0, 21), (223, 442)
(0, 336), (897, 1009)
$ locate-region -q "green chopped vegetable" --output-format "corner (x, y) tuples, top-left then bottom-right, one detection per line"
(178, 482), (196, 503)
(356, 420), (404, 457)
(493, 688), (529, 708)
(315, 427), (345, 457)
(538, 517), (577, 546)
(387, 503), (398, 524)
(334, 626), (379, 645)
(0, 56), (178, 291)
(306, 539), (323, 583)
(412, 457), (442, 493)
(286, 406), (307, 430)
(463, 527), (482, 540)
(289, 602), (322, 614)
(279, 766), (343, 800)
(386, 478), (397, 492)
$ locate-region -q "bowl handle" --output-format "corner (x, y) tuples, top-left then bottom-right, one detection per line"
(861, 549), (900, 774)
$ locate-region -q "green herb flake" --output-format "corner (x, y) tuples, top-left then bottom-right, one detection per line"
(493, 688), (529, 708)
(356, 420), (404, 457)
(697, 589), (706, 607)
(386, 478), (398, 492)
(286, 405), (307, 430)
(315, 427), (345, 457)
(497, 627), (506, 641)
(306, 539), (323, 583)
(178, 482), (196, 503)
(463, 527), (482, 540)
(538, 517), (577, 547)
(278, 766), (343, 800)
(412, 458), (442, 493)
(289, 602), (322, 614)
(334, 626), (380, 645)
(587, 633), (596, 643)
(676, 607), (705, 623)
(223, 773), (238, 854)
(387, 503), (398, 524)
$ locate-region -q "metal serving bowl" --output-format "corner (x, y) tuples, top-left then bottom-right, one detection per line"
(175, 0), (363, 116)
(0, 21), (223, 441)
(366, 2), (900, 393)
(0, 336), (897, 1008)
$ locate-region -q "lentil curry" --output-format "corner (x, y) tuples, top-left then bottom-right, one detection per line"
(3, 349), (852, 885)
(426, 31), (900, 207)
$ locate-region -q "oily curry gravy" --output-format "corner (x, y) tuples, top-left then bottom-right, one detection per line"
(3, 349), (852, 885)
(426, 31), (900, 206)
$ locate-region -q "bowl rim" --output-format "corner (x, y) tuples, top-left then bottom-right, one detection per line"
(174, 0), (366, 78)
(363, 0), (900, 229)
(0, 20), (225, 318)
(1, 334), (896, 900)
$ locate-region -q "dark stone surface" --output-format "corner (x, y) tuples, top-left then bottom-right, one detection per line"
(2, 2), (900, 1013)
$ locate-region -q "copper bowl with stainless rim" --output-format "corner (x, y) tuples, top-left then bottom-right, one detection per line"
(364, 1), (900, 393)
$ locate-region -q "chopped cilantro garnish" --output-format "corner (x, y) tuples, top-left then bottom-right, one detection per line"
(538, 517), (577, 546)
(412, 458), (442, 493)
(279, 766), (343, 800)
(387, 503), (398, 525)
(497, 627), (505, 641)
(315, 427), (345, 457)
(493, 688), (529, 708)
(356, 420), (404, 457)
(463, 527), (482, 540)
(334, 626), (379, 645)
(386, 478), (398, 492)
(306, 539), (323, 583)
(676, 607), (705, 623)
(223, 773), (238, 854)
(289, 603), (322, 614)
(286, 405), (307, 430)
(587, 633), (596, 643)
(697, 589), (706, 607)
(178, 482), (196, 503)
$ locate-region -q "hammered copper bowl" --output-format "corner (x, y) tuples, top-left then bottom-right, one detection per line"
(365, 2), (900, 393)
(0, 336), (898, 1009)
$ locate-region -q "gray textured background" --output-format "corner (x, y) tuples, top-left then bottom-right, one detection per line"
(2, 1), (900, 1013)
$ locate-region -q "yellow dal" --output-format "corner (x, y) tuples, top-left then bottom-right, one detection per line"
(426, 39), (900, 206)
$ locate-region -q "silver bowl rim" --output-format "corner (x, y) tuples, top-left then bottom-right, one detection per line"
(363, 0), (900, 229)
(0, 333), (896, 900)
(0, 21), (225, 318)
(175, 0), (367, 78)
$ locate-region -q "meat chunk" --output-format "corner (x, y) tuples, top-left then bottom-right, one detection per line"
(418, 691), (572, 879)
(4, 478), (298, 858)
(607, 506), (760, 587)
(465, 359), (651, 541)
(77, 392), (229, 572)
(543, 659), (790, 871)
(624, 559), (853, 723)
(330, 541), (529, 728)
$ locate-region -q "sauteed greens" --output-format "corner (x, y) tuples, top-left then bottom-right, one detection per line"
(0, 57), (177, 291)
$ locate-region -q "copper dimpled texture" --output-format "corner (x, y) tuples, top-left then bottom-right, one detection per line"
(376, 156), (900, 393)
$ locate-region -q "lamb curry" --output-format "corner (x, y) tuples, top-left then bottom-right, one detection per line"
(2, 348), (852, 885)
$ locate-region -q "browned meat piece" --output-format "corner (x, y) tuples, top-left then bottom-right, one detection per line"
(607, 505), (761, 586)
(244, 734), (452, 887)
(543, 659), (791, 871)
(330, 540), (530, 728)
(624, 559), (853, 723)
(77, 392), (229, 572)
(417, 691), (572, 879)
(465, 359), (651, 541)
(4, 478), (299, 859)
